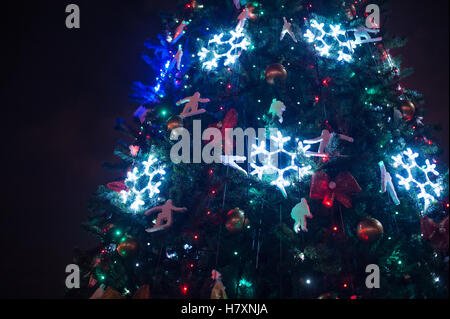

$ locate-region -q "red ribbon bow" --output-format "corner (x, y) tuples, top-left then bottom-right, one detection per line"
(420, 216), (449, 252)
(310, 171), (362, 208)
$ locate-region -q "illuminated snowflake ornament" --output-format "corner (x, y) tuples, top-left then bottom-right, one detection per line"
(303, 19), (353, 62)
(250, 131), (312, 198)
(197, 28), (250, 71)
(119, 154), (166, 212)
(391, 148), (442, 212)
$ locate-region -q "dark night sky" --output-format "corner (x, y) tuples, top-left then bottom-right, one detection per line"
(1, 0), (448, 298)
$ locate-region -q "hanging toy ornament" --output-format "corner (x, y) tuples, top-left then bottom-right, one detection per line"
(221, 155), (247, 175)
(268, 99), (287, 124)
(176, 92), (210, 118)
(134, 105), (151, 124)
(378, 161), (400, 205)
(210, 270), (228, 299)
(400, 100), (416, 121)
(236, 7), (250, 31)
(303, 129), (354, 158)
(265, 63), (287, 84)
(420, 216), (449, 252)
(117, 237), (138, 257)
(129, 145), (140, 157)
(280, 17), (298, 42)
(232, 0), (241, 9)
(144, 200), (187, 233)
(171, 21), (189, 44)
(171, 45), (183, 71)
(310, 171), (362, 208)
(225, 208), (249, 233)
(290, 198), (313, 233)
(357, 218), (384, 242)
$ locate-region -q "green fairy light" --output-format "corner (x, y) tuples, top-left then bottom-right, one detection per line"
(239, 278), (253, 288)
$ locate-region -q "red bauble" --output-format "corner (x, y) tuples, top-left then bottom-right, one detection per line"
(421, 216), (449, 252)
(225, 208), (249, 233)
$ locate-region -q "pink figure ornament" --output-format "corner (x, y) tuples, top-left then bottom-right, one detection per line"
(129, 145), (140, 157)
(144, 200), (187, 233)
(280, 17), (297, 42)
(172, 46), (183, 71)
(236, 8), (249, 31)
(290, 198), (313, 233)
(232, 0), (241, 9)
(172, 21), (189, 44)
(176, 92), (210, 118)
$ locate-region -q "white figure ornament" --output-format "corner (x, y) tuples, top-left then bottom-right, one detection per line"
(268, 99), (286, 123)
(349, 27), (382, 50)
(176, 92), (210, 118)
(280, 17), (297, 42)
(220, 155), (247, 175)
(303, 129), (353, 158)
(291, 198), (313, 233)
(379, 161), (400, 205)
(144, 200), (187, 233)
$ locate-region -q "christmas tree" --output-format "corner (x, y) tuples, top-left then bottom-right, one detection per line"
(68, 0), (449, 299)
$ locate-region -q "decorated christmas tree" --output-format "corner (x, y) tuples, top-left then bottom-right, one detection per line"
(68, 0), (449, 299)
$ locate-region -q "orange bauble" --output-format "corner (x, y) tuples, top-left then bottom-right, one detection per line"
(265, 63), (287, 84)
(225, 208), (249, 233)
(357, 218), (384, 242)
(167, 115), (183, 131)
(117, 238), (138, 257)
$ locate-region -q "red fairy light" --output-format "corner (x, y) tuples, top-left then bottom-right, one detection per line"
(182, 285), (188, 294)
(333, 226), (338, 231)
(194, 235), (199, 239)
(314, 96), (320, 103)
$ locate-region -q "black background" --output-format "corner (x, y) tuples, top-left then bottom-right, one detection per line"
(1, 0), (448, 298)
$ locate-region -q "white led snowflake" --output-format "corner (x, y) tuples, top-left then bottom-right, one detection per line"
(391, 148), (442, 212)
(197, 28), (250, 71)
(120, 154), (166, 212)
(303, 20), (353, 62)
(250, 131), (312, 198)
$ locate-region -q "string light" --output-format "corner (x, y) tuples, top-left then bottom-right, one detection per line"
(249, 131), (312, 198)
(198, 28), (250, 70)
(391, 148), (442, 212)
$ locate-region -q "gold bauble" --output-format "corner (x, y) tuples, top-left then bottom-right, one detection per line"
(357, 218), (384, 242)
(225, 208), (249, 233)
(400, 100), (415, 121)
(265, 63), (287, 84)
